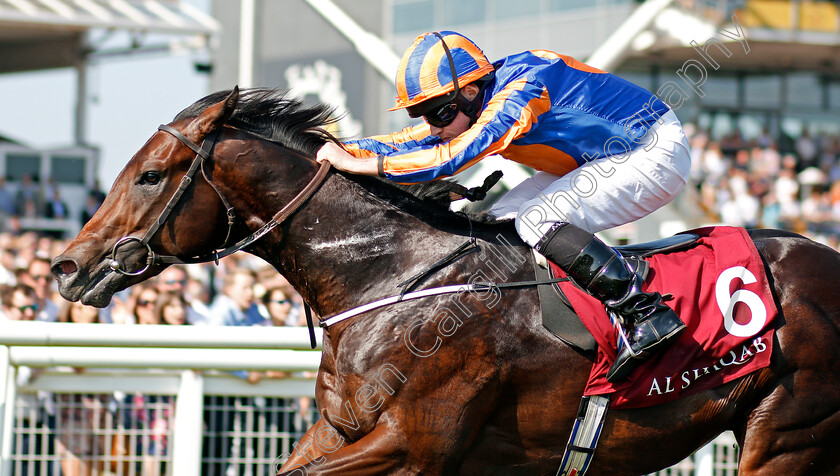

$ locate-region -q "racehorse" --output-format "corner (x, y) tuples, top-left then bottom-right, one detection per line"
(52, 88), (840, 475)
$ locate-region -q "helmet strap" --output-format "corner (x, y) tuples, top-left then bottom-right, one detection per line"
(457, 77), (493, 126)
(433, 32), (493, 127)
(433, 32), (460, 103)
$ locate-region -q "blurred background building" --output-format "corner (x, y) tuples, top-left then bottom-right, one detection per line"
(0, 0), (218, 237)
(2, 0), (840, 240)
(206, 0), (840, 241)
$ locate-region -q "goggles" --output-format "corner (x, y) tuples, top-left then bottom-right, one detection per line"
(421, 102), (460, 128)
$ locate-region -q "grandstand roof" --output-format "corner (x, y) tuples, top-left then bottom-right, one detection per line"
(629, 35), (840, 77)
(0, 0), (220, 73)
(0, 134), (22, 145)
(622, 2), (840, 78)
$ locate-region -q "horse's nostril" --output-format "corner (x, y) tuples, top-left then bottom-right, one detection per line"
(57, 260), (78, 276)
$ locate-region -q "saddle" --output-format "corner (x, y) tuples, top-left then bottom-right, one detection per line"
(534, 233), (700, 356)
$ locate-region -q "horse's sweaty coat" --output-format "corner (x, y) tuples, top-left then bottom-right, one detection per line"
(51, 89), (840, 475)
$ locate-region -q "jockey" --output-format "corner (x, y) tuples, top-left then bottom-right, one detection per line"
(315, 31), (691, 382)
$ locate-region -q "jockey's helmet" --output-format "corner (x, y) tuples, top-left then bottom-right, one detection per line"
(391, 31), (495, 116)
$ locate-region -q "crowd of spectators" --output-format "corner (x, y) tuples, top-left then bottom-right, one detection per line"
(0, 230), (312, 475)
(685, 123), (840, 249)
(0, 174), (107, 238)
(0, 231), (307, 328)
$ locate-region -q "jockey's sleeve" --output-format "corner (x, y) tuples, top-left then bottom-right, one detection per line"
(378, 78), (551, 183)
(343, 123), (436, 158)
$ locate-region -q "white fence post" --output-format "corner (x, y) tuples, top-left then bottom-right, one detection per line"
(172, 369), (205, 476)
(694, 440), (714, 476)
(0, 346), (13, 476)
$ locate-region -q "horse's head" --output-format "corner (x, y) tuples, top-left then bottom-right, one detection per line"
(52, 88), (240, 307)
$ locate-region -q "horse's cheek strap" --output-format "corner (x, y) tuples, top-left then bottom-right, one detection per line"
(139, 141), (207, 246)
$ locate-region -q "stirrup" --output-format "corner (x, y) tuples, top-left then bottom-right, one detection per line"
(610, 310), (641, 359)
(608, 310), (686, 382)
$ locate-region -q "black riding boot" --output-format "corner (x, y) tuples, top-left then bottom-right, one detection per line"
(535, 223), (686, 382)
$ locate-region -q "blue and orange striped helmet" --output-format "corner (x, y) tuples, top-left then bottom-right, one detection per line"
(391, 31), (494, 112)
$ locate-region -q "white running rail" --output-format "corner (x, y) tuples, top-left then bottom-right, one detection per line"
(0, 322), (322, 476)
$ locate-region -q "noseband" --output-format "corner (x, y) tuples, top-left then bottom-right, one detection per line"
(108, 123), (331, 276)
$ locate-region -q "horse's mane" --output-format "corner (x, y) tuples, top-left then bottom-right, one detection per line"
(175, 88), (510, 227)
(175, 88), (334, 157)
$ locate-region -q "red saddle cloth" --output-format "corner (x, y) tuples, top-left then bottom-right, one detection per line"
(551, 226), (777, 409)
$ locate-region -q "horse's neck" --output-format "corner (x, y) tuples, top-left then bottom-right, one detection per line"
(256, 172), (495, 317)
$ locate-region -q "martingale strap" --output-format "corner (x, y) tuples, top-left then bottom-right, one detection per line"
(321, 284), (482, 328)
(397, 240), (480, 298)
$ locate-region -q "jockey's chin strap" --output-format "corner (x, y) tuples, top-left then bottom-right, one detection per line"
(108, 123), (330, 348)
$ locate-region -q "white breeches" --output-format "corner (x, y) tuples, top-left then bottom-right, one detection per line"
(490, 110), (691, 247)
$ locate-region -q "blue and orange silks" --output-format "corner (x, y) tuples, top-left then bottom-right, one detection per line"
(344, 50), (671, 184)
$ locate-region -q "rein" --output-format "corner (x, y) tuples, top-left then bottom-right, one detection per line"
(109, 124), (330, 274)
(108, 123), (330, 347)
(107, 122), (551, 342)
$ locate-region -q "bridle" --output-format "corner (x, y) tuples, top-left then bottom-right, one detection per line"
(108, 123), (331, 277)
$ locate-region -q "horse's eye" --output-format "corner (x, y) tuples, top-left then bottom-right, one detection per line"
(139, 171), (162, 185)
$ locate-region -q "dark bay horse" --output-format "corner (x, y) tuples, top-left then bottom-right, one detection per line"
(53, 88), (840, 475)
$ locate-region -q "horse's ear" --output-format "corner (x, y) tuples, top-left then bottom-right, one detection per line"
(222, 86), (239, 121)
(189, 86), (239, 138)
